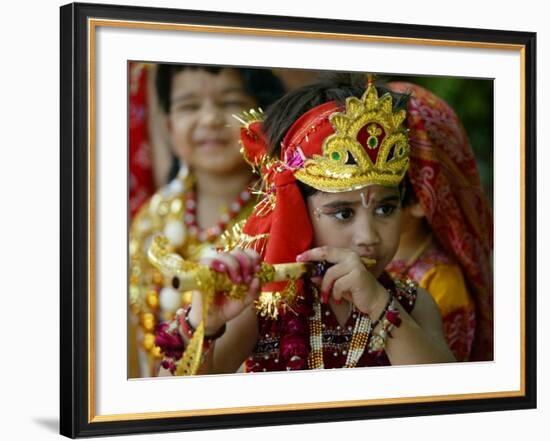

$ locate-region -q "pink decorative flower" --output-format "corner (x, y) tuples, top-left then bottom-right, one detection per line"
(155, 322), (184, 360)
(161, 358), (177, 374)
(285, 147), (305, 169)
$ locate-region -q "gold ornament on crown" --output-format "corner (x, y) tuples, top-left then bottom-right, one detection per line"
(294, 82), (410, 192)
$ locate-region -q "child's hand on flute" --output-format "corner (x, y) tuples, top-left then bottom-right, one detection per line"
(187, 248), (262, 335)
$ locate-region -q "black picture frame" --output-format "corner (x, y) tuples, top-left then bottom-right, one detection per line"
(60, 2), (537, 438)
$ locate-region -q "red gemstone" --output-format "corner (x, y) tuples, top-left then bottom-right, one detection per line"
(386, 310), (402, 327)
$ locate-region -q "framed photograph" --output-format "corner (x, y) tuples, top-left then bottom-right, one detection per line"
(60, 2), (536, 438)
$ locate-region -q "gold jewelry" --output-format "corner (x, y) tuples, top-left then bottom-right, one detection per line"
(129, 167), (256, 375)
(307, 296), (372, 370)
(307, 295), (325, 369)
(255, 277), (298, 320)
(368, 296), (402, 352)
(294, 82), (409, 192)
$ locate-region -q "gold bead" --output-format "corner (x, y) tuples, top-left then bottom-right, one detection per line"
(146, 290), (159, 310)
(140, 312), (156, 332)
(151, 345), (163, 359)
(152, 270), (163, 285)
(143, 318), (156, 332)
(158, 202), (169, 216)
(171, 198), (183, 215)
(181, 290), (193, 305)
(142, 332), (156, 351)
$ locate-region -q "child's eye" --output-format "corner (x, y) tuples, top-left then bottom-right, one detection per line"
(332, 208), (354, 221)
(374, 204), (397, 217)
(172, 102), (200, 113)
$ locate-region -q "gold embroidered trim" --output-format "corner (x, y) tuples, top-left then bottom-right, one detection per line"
(295, 83), (409, 192)
(219, 219), (270, 255)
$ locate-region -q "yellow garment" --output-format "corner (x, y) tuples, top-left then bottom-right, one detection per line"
(419, 263), (474, 317)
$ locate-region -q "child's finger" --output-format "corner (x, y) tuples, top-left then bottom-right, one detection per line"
(210, 259), (227, 274)
(332, 273), (355, 305)
(243, 248), (261, 264)
(213, 253), (242, 284)
(232, 248), (253, 283)
(320, 261), (353, 303)
(245, 278), (261, 304)
(310, 276), (323, 287)
(242, 248), (262, 274)
(296, 246), (351, 264)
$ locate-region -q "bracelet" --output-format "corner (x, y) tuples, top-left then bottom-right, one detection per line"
(368, 297), (402, 352)
(178, 305), (227, 344)
(159, 305), (228, 376)
(371, 290), (393, 329)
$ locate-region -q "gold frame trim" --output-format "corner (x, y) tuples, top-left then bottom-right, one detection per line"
(87, 18), (527, 423)
(88, 19), (97, 423)
(92, 390), (523, 423)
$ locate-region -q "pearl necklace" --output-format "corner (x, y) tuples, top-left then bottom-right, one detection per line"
(307, 298), (372, 369)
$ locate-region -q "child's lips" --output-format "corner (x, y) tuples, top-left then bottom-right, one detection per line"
(196, 139), (227, 149)
(360, 252), (377, 260)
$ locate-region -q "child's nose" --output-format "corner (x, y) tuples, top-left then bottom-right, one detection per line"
(354, 215), (380, 248)
(200, 102), (225, 126)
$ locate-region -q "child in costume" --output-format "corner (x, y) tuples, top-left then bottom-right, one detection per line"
(156, 75), (455, 375)
(129, 65), (284, 377)
(385, 82), (493, 362)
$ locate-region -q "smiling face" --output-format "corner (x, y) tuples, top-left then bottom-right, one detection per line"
(167, 68), (257, 176)
(306, 185), (403, 277)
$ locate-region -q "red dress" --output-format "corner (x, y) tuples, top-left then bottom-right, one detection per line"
(246, 273), (418, 372)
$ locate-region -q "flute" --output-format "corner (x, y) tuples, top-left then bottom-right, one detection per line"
(147, 235), (376, 376)
(148, 235), (376, 295)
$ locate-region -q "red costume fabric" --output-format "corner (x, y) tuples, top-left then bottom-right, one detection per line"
(239, 102), (341, 293)
(129, 62), (155, 218)
(388, 82), (494, 361)
(246, 272), (417, 372)
(238, 94), (416, 371)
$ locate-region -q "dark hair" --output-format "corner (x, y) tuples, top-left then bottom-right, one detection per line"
(262, 72), (410, 200)
(400, 174), (418, 207)
(155, 64), (285, 114)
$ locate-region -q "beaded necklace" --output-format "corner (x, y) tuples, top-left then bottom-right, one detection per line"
(307, 299), (372, 369)
(183, 185), (252, 243)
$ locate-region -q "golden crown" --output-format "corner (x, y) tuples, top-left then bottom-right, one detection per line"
(294, 83), (410, 192)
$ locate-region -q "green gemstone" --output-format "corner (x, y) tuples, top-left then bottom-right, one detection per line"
(331, 152), (341, 161)
(368, 136), (378, 148)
